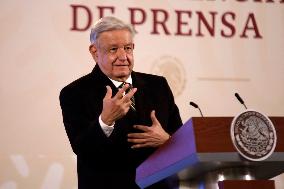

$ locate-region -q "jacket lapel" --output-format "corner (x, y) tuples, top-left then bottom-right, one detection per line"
(132, 72), (153, 126)
(90, 65), (119, 96)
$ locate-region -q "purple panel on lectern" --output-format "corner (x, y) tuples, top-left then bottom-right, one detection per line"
(136, 118), (198, 188)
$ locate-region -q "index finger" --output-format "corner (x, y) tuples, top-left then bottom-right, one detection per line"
(124, 87), (137, 100)
(133, 125), (151, 132)
(113, 83), (131, 100)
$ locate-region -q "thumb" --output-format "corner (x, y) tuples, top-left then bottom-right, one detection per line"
(150, 110), (159, 125)
(104, 86), (112, 99)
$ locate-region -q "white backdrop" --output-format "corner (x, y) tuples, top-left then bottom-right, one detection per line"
(1, 1), (284, 188)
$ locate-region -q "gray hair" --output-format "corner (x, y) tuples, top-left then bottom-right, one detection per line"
(90, 16), (135, 45)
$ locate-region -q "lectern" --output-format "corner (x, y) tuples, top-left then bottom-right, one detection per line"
(136, 117), (284, 189)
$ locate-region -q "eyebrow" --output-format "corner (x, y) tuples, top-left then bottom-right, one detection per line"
(108, 43), (133, 46)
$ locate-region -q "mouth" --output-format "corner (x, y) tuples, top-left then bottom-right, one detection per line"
(114, 64), (129, 67)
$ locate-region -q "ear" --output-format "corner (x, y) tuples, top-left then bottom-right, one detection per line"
(89, 44), (98, 62)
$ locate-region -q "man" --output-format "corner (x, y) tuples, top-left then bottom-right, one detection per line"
(60, 16), (183, 189)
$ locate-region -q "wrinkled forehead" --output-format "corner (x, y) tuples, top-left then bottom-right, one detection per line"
(97, 29), (134, 47)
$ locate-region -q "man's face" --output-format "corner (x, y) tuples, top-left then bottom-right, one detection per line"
(90, 29), (134, 82)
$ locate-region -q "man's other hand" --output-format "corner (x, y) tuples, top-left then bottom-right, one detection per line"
(127, 110), (170, 148)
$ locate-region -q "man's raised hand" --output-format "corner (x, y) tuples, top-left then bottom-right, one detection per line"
(101, 84), (137, 125)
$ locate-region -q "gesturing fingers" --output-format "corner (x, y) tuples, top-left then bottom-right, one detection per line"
(127, 138), (148, 144)
(113, 83), (130, 100)
(101, 84), (136, 124)
(127, 110), (171, 149)
(122, 88), (137, 103)
(132, 125), (151, 132)
(150, 110), (160, 126)
(131, 143), (153, 149)
(103, 86), (112, 100)
(128, 132), (149, 139)
(127, 133), (157, 149)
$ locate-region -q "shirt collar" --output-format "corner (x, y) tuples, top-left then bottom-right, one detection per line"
(109, 76), (133, 88)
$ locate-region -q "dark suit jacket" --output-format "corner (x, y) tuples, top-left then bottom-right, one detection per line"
(60, 65), (183, 189)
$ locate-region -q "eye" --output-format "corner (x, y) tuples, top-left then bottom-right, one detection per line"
(109, 47), (118, 53)
(124, 45), (133, 53)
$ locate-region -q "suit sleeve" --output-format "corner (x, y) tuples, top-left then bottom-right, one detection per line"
(59, 86), (112, 156)
(161, 77), (183, 135)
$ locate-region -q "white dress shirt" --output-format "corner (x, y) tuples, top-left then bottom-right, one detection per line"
(99, 76), (133, 137)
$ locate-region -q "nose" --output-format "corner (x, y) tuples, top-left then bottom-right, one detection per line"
(117, 48), (127, 60)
